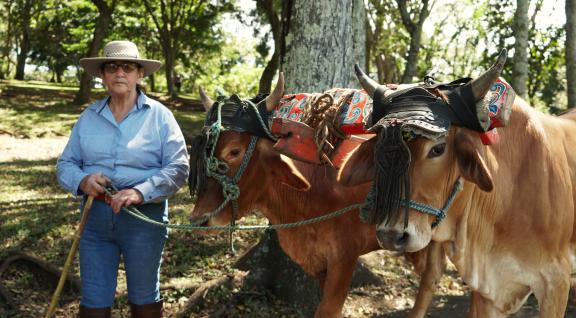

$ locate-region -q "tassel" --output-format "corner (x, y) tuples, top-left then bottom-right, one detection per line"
(364, 126), (411, 226)
(189, 133), (209, 198)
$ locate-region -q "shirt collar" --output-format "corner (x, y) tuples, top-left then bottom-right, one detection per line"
(91, 90), (151, 114)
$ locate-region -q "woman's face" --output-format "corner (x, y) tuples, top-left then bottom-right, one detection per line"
(100, 61), (144, 96)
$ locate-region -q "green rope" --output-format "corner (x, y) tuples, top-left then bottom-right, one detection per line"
(102, 186), (361, 231)
(100, 97), (363, 247)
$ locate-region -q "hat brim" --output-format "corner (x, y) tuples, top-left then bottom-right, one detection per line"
(79, 57), (162, 77)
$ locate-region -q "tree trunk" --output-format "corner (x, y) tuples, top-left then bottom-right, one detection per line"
(281, 0), (366, 92)
(567, 0), (576, 108)
(1, 0), (15, 79)
(239, 0), (367, 311)
(73, 0), (115, 105)
(259, 51), (280, 94)
(235, 230), (320, 316)
(15, 0), (32, 80)
(512, 0), (529, 99)
(397, 0), (430, 84)
(164, 45), (175, 97)
(148, 72), (156, 92)
(257, 0), (281, 94)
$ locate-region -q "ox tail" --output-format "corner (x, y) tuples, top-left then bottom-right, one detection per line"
(189, 133), (209, 199)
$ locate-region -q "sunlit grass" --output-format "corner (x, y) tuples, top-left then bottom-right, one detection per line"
(0, 82), (279, 317)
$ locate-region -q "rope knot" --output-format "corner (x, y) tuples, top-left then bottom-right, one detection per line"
(221, 182), (240, 200)
(207, 157), (228, 175)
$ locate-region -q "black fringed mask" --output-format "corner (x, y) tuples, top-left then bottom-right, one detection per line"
(354, 50), (514, 226)
(189, 94), (272, 198)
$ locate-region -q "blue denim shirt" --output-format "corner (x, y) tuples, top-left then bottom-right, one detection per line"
(56, 92), (189, 203)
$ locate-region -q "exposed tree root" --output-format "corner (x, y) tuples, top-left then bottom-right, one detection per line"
(175, 272), (245, 318)
(0, 252), (81, 305)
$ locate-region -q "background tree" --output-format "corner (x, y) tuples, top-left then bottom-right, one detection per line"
(512, 0), (530, 98)
(567, 0), (576, 107)
(28, 0), (80, 83)
(397, 0), (432, 83)
(141, 0), (233, 97)
(1, 0), (17, 79)
(14, 0), (37, 80)
(232, 0), (367, 314)
(73, 0), (117, 105)
(365, 0), (406, 84)
(254, 0), (282, 94)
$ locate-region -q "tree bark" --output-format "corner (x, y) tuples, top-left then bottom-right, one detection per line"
(240, 0), (367, 312)
(281, 0), (366, 92)
(567, 0), (576, 108)
(15, 0), (33, 80)
(512, 0), (529, 98)
(235, 230), (320, 316)
(397, 0), (430, 84)
(1, 0), (15, 79)
(256, 0), (281, 94)
(73, 0), (115, 105)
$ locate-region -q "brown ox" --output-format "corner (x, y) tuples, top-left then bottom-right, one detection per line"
(189, 75), (444, 318)
(339, 52), (576, 317)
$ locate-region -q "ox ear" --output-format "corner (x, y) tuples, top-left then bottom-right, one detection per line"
(454, 130), (494, 192)
(337, 137), (377, 186)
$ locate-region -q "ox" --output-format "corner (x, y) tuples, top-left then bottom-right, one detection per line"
(339, 50), (576, 317)
(188, 74), (444, 318)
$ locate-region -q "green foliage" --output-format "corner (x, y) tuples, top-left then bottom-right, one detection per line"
(193, 37), (265, 98)
(366, 0), (567, 111)
(0, 85), (308, 317)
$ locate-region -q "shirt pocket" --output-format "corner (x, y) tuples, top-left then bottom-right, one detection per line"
(80, 134), (115, 163)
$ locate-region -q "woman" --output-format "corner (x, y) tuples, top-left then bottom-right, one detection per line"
(57, 40), (189, 318)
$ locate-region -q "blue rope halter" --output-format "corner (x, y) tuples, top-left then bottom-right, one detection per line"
(400, 177), (463, 228)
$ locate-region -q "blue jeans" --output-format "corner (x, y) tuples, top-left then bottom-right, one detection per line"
(79, 199), (168, 308)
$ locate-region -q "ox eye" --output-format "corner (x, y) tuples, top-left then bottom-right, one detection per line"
(229, 149), (241, 157)
(427, 143), (446, 158)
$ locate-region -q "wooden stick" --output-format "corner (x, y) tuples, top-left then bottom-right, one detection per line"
(44, 196), (94, 318)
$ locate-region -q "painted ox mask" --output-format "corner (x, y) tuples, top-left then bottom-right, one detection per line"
(339, 50), (515, 251)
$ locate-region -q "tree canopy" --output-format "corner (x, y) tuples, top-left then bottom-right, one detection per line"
(0, 0), (571, 110)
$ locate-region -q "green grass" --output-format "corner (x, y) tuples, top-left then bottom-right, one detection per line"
(0, 80), (301, 317)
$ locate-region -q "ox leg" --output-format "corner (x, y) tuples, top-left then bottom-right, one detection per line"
(468, 291), (506, 318)
(313, 260), (356, 318)
(532, 259), (571, 318)
(407, 241), (445, 318)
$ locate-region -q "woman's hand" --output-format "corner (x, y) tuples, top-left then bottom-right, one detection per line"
(109, 189), (144, 214)
(80, 173), (111, 197)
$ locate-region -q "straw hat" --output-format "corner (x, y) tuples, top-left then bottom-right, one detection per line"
(79, 40), (162, 77)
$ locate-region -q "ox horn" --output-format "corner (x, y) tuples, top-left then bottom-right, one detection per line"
(199, 87), (214, 112)
(470, 49), (507, 101)
(354, 63), (384, 97)
(265, 72), (285, 112)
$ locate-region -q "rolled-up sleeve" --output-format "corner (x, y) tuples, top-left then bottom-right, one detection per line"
(134, 111), (189, 203)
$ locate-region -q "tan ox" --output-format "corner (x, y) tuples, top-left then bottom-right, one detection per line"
(189, 75), (444, 318)
(339, 52), (576, 317)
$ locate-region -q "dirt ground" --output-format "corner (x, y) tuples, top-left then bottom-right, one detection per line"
(2, 136), (576, 317)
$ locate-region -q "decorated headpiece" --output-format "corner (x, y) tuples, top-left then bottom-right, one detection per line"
(354, 49), (515, 225)
(188, 94), (273, 198)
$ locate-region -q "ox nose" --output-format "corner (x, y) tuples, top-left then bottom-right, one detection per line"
(376, 229), (409, 252)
